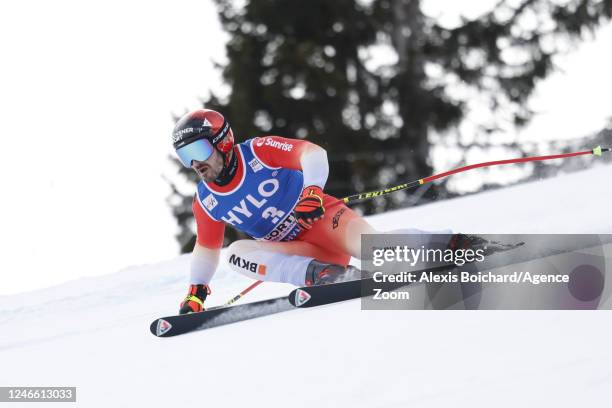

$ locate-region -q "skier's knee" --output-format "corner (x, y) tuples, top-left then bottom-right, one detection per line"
(223, 240), (262, 278)
(224, 240), (254, 266)
(225, 239), (252, 254)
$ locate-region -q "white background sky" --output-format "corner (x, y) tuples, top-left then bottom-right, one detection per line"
(1, 0), (611, 296)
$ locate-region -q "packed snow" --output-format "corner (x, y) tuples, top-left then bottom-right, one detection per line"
(1, 164), (611, 407)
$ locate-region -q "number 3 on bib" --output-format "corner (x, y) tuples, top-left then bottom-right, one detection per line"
(262, 207), (286, 224)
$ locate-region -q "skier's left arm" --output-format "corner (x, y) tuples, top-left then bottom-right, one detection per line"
(253, 136), (328, 228)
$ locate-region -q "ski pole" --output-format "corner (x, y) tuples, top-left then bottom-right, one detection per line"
(223, 280), (263, 306)
(339, 146), (610, 205)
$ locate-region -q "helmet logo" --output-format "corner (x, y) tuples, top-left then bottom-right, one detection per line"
(202, 118), (212, 128)
(212, 121), (230, 144)
(172, 127), (194, 143)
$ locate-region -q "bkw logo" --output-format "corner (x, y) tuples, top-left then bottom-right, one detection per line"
(228, 254), (267, 275)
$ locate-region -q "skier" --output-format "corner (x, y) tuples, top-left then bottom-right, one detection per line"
(172, 109), (474, 314)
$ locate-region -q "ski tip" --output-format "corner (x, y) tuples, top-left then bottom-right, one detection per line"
(291, 288), (312, 307)
(150, 318), (173, 337)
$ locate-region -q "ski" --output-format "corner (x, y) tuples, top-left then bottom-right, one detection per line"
(151, 239), (525, 336)
(150, 296), (292, 337)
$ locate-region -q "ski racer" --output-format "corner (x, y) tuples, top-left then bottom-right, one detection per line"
(172, 109), (464, 314)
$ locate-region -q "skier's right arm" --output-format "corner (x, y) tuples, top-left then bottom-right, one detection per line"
(190, 196), (226, 285)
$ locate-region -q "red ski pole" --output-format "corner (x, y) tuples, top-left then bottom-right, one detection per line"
(223, 280), (263, 306)
(339, 146), (610, 205)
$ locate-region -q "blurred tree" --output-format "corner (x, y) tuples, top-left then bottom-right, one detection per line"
(168, 0), (612, 252)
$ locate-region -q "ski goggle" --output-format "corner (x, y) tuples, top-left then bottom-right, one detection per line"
(175, 138), (215, 168)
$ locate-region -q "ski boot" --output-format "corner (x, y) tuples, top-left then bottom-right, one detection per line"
(304, 260), (361, 286)
(179, 284), (211, 315)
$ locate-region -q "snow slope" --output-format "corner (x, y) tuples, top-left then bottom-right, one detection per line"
(1, 164), (611, 408)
